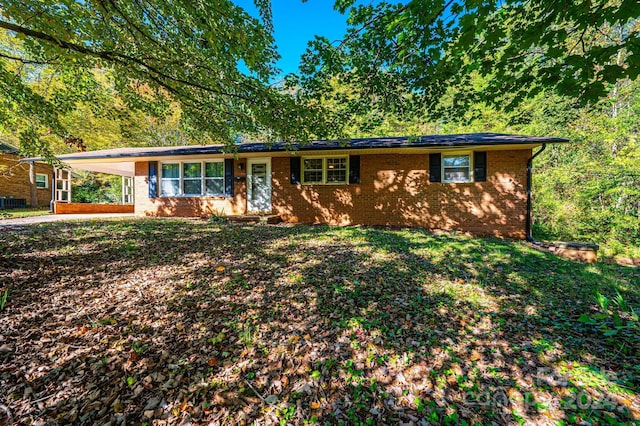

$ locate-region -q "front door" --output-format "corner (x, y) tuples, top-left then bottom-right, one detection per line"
(247, 158), (271, 212)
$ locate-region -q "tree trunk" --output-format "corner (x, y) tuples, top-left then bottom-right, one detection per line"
(29, 161), (38, 208)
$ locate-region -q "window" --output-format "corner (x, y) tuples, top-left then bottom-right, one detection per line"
(161, 163), (180, 196)
(442, 154), (471, 183)
(326, 157), (347, 183)
(160, 161), (225, 196)
(35, 173), (48, 189)
(205, 162), (224, 196)
(182, 162), (202, 195)
(303, 158), (323, 184)
(302, 156), (348, 184)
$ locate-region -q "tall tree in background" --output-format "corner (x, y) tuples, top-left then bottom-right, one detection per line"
(294, 0), (639, 130)
(2, 0), (639, 159)
(0, 0), (330, 160)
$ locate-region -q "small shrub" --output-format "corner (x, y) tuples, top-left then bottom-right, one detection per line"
(132, 341), (149, 355)
(208, 208), (228, 223)
(579, 291), (639, 348)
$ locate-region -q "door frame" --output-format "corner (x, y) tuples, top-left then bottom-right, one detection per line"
(246, 157), (272, 213)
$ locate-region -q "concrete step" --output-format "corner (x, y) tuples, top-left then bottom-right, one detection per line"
(227, 214), (282, 224)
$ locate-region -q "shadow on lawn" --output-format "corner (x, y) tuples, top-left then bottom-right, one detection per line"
(162, 224), (638, 424)
(0, 220), (638, 425)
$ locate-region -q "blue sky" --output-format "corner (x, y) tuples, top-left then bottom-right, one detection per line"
(234, 0), (350, 78)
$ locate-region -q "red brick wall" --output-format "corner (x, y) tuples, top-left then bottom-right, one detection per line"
(54, 202), (134, 214)
(133, 160), (247, 217)
(272, 150), (531, 238)
(131, 150), (531, 238)
(0, 153), (53, 207)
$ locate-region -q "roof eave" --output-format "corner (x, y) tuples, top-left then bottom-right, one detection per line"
(19, 135), (570, 163)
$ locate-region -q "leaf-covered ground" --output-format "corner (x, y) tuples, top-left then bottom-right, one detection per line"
(1, 219), (638, 425)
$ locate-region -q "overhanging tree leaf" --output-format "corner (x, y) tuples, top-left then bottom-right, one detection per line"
(0, 0), (329, 160)
(296, 0), (640, 129)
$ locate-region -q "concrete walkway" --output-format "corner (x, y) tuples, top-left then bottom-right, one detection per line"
(0, 213), (136, 227)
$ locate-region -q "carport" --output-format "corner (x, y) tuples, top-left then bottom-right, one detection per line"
(22, 153), (136, 214)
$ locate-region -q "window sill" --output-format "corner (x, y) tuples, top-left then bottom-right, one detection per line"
(158, 194), (229, 199)
(300, 182), (349, 186)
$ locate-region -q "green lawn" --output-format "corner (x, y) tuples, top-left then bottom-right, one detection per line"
(0, 219), (638, 425)
(0, 207), (50, 219)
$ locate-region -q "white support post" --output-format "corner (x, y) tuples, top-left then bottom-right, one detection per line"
(121, 176), (134, 204)
(54, 169), (71, 202)
(67, 169), (72, 203)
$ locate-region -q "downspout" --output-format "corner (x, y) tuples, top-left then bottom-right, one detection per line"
(50, 172), (55, 213)
(526, 143), (547, 243)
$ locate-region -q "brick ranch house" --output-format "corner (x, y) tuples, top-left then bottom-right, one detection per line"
(24, 133), (568, 238)
(0, 142), (53, 208)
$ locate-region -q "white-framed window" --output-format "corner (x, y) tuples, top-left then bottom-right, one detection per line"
(35, 173), (48, 189)
(205, 162), (225, 195)
(161, 163), (180, 196)
(442, 153), (472, 183)
(182, 162), (202, 195)
(302, 156), (348, 184)
(160, 160), (225, 197)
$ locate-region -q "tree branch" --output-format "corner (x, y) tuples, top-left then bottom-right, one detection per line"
(336, 2), (412, 49)
(0, 19), (255, 103)
(0, 51), (57, 65)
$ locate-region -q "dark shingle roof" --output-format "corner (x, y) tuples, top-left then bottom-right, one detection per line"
(0, 142), (20, 155)
(23, 133), (569, 162)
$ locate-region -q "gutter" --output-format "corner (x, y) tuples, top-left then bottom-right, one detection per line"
(525, 143), (547, 243)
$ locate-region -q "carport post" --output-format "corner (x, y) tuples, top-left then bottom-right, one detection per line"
(53, 168), (72, 203)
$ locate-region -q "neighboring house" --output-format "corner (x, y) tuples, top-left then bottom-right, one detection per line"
(25, 133), (568, 238)
(0, 143), (52, 208)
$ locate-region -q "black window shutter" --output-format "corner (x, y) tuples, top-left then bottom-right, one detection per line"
(290, 157), (301, 184)
(224, 159), (234, 197)
(148, 161), (158, 198)
(429, 153), (441, 183)
(348, 155), (360, 184)
(474, 151), (487, 182)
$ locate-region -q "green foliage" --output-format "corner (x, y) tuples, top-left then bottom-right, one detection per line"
(325, 67), (640, 258)
(131, 341), (148, 355)
(208, 208), (228, 224)
(578, 291), (639, 346)
(276, 405), (296, 425)
(239, 323), (256, 349)
(0, 288), (8, 311)
(530, 78), (640, 258)
(296, 1), (639, 132)
(71, 173), (122, 204)
(0, 1), (329, 160)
